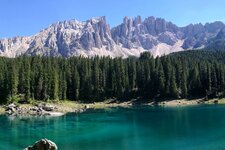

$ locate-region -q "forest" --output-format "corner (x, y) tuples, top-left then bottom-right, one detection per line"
(0, 50), (225, 103)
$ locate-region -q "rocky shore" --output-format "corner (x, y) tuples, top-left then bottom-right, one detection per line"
(149, 98), (225, 107)
(5, 103), (63, 117)
(0, 98), (224, 117)
(4, 102), (86, 117)
(0, 100), (131, 117)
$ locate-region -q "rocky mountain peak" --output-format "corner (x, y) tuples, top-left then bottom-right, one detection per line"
(217, 27), (225, 38)
(88, 16), (106, 24)
(134, 16), (142, 25)
(206, 26), (225, 50)
(0, 16), (225, 58)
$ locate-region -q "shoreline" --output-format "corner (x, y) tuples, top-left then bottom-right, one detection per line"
(0, 100), (134, 116)
(0, 106), (5, 114)
(1, 98), (225, 116)
(155, 98), (225, 107)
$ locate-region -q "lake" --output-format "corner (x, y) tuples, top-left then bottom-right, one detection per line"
(1, 105), (225, 150)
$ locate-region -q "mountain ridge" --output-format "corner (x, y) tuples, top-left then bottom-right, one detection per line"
(0, 16), (224, 58)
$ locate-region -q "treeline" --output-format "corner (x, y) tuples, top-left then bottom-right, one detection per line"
(1, 50), (225, 103)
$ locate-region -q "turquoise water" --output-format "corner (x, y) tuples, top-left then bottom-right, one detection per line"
(1, 105), (225, 150)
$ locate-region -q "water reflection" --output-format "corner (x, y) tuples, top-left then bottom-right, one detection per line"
(0, 105), (225, 150)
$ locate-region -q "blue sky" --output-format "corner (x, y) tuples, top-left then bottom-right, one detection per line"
(1, 0), (225, 38)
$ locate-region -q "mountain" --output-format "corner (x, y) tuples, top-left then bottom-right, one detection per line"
(0, 16), (225, 58)
(207, 27), (225, 50)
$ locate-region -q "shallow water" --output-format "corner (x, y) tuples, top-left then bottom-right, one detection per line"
(1, 105), (225, 150)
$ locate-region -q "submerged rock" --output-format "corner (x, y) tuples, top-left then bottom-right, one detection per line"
(24, 138), (57, 150)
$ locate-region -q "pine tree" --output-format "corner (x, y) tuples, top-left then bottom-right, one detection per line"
(1, 50), (225, 103)
(9, 61), (18, 99)
(128, 59), (136, 91)
(74, 66), (80, 101)
(24, 59), (31, 100)
(207, 64), (212, 95)
(157, 62), (165, 96)
(53, 69), (59, 100)
(189, 65), (202, 96)
(62, 72), (67, 100)
(181, 65), (188, 98)
(170, 68), (178, 98)
(92, 58), (100, 99)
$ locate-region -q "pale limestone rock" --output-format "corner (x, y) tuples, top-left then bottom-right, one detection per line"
(0, 16), (224, 58)
(24, 139), (57, 150)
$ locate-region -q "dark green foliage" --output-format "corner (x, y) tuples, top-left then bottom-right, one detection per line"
(180, 64), (188, 98)
(1, 50), (225, 103)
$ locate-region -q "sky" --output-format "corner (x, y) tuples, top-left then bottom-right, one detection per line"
(1, 0), (225, 38)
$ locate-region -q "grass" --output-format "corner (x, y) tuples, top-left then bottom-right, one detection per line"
(48, 100), (132, 112)
(0, 106), (5, 114)
(217, 98), (225, 104)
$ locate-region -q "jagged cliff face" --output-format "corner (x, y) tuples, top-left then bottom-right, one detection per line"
(0, 16), (224, 58)
(180, 21), (225, 49)
(112, 16), (180, 49)
(26, 17), (116, 57)
(0, 36), (32, 57)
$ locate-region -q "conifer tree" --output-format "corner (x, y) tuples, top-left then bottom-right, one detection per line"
(9, 61), (18, 98)
(181, 65), (188, 98)
(157, 62), (165, 96)
(170, 68), (178, 98)
(24, 59), (31, 100)
(74, 66), (80, 100)
(53, 69), (59, 100)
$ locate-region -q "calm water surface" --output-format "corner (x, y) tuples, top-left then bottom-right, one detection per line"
(1, 105), (225, 150)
